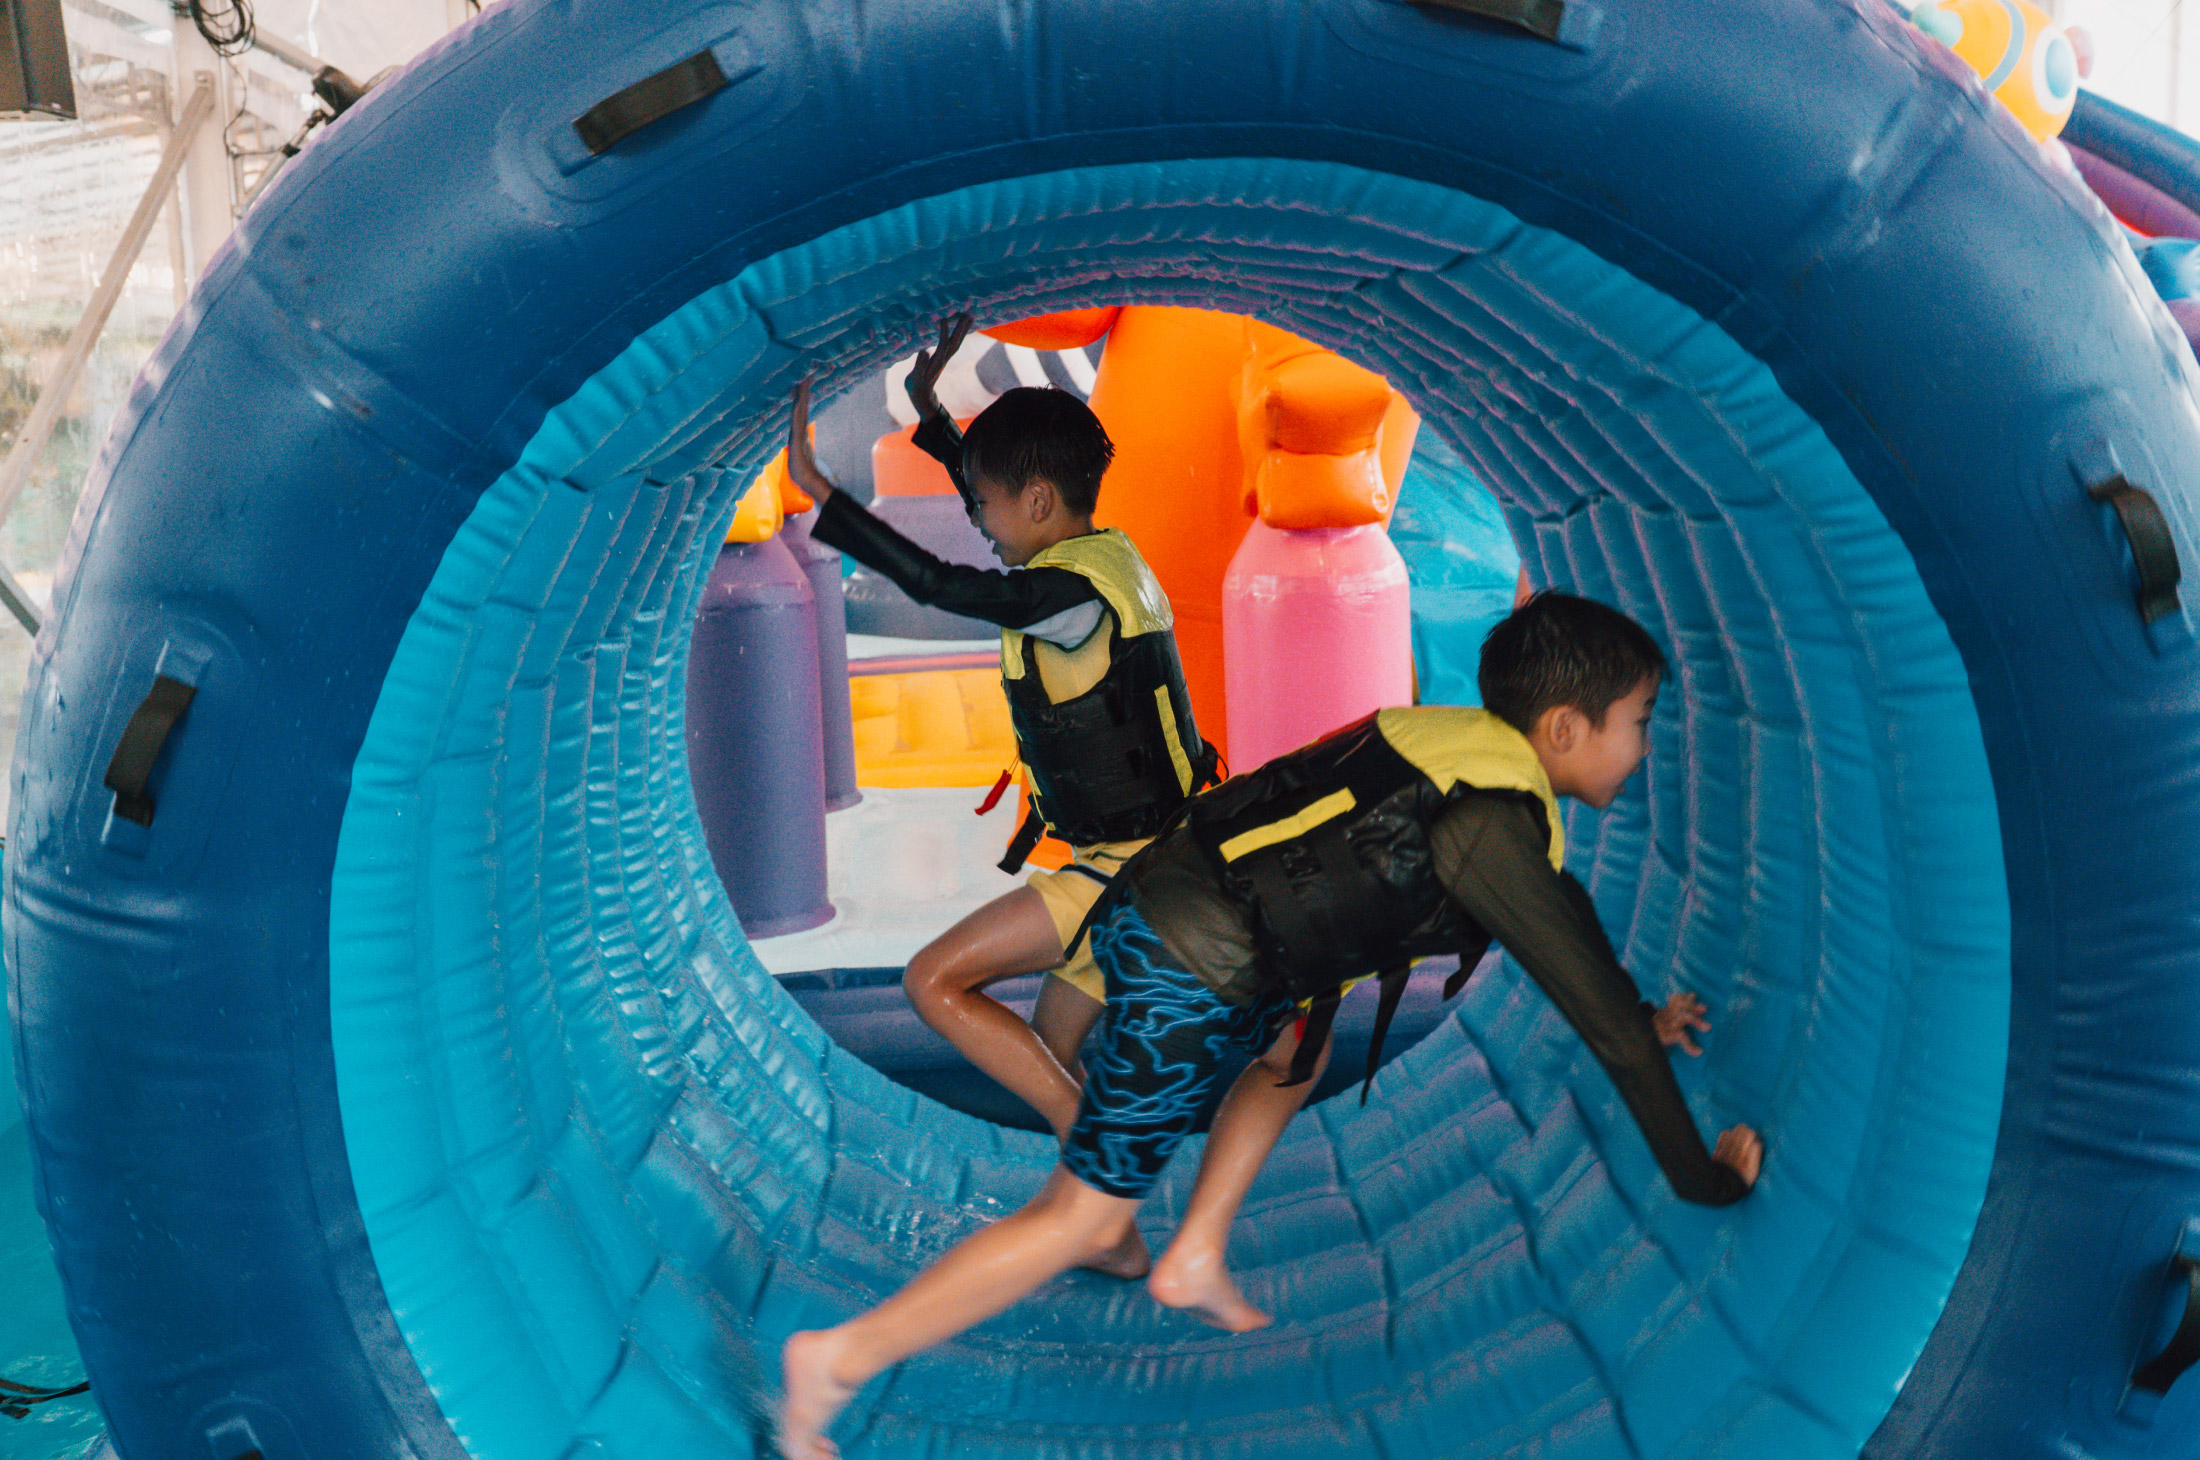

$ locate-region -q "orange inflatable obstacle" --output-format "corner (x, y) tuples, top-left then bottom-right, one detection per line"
(1222, 320), (1418, 768)
(1083, 307), (1418, 761)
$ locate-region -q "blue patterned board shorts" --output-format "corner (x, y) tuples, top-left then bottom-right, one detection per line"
(1061, 900), (1298, 1198)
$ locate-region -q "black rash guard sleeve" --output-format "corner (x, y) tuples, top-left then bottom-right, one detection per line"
(1430, 794), (1749, 1207)
(912, 409), (969, 499)
(809, 490), (1102, 632)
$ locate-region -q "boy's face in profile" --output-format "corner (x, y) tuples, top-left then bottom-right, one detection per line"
(1537, 674), (1658, 809)
(966, 471), (1058, 567)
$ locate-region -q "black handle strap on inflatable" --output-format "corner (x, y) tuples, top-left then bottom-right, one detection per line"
(102, 674), (196, 827)
(0, 1376), (90, 1420)
(2135, 1249), (2200, 1396)
(574, 50), (728, 156)
(1410, 0), (1568, 43)
(2089, 474), (2183, 624)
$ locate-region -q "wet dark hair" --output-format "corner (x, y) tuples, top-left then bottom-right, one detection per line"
(961, 387), (1115, 514)
(1478, 591), (1668, 735)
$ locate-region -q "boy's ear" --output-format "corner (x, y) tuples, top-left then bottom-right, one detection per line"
(1539, 704), (1583, 752)
(1024, 476), (1058, 522)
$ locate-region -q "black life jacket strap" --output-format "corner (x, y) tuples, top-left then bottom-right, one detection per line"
(1195, 739), (1226, 791)
(1060, 871), (1136, 967)
(1051, 861), (1121, 965)
(997, 805), (1047, 874)
(1278, 987), (1342, 1089)
(1359, 964), (1415, 1104)
(1443, 936), (1493, 1001)
(0, 1376), (89, 1420)
(1059, 800), (1199, 966)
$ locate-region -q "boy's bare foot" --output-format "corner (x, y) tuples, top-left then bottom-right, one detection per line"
(1147, 1248), (1272, 1332)
(779, 1328), (861, 1460)
(1077, 1224), (1152, 1280)
(1714, 1124), (1764, 1188)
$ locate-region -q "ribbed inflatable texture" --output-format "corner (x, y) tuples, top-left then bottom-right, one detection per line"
(329, 159), (2003, 1460)
(1389, 432), (1520, 706)
(10, 2), (2200, 1459)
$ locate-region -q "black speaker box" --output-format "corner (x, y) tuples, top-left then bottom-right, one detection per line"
(2, 0), (76, 120)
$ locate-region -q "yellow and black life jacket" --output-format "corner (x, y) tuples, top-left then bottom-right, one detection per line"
(1187, 705), (1561, 998)
(998, 530), (1216, 861)
(1182, 706), (1561, 1093)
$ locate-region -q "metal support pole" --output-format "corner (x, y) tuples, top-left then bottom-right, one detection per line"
(171, 21), (232, 282)
(0, 74), (218, 635)
(247, 26), (326, 76)
(0, 571), (46, 637)
(2164, 1), (2182, 134)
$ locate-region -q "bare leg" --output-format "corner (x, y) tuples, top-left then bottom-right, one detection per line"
(902, 887), (1082, 1139)
(902, 894), (1146, 1276)
(1030, 972), (1103, 1082)
(1147, 1020), (1331, 1332)
(1025, 971), (1148, 1276)
(779, 1165), (1139, 1460)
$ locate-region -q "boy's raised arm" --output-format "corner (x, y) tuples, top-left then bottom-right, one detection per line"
(811, 489), (1097, 632)
(1430, 795), (1754, 1206)
(906, 312), (974, 499)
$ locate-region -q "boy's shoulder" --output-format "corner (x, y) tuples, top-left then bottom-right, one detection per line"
(1029, 528), (1173, 633)
(1375, 706), (1551, 796)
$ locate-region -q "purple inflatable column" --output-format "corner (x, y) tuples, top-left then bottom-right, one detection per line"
(685, 532), (835, 937)
(783, 507), (861, 810)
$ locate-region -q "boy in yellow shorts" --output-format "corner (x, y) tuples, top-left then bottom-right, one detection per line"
(788, 318), (1216, 1271)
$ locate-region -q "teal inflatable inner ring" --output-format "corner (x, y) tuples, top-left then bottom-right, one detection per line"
(329, 159), (2007, 1460)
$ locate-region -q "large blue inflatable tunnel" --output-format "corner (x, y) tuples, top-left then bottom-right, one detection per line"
(9, 0), (2200, 1456)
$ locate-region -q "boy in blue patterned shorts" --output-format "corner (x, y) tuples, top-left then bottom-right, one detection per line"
(778, 592), (1762, 1460)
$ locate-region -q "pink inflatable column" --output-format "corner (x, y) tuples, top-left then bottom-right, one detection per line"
(1219, 323), (1418, 770)
(1222, 521), (1413, 770)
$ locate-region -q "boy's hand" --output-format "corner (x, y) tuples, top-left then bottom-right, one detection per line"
(787, 378), (835, 505)
(1653, 991), (1711, 1057)
(905, 311), (974, 422)
(1713, 1124), (1763, 1188)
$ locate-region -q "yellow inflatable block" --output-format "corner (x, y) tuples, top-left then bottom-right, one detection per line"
(850, 667), (1018, 787)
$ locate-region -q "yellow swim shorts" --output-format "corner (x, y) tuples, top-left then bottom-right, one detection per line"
(1029, 839), (1145, 1002)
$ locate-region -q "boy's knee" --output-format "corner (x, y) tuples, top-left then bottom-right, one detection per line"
(902, 948), (951, 1003)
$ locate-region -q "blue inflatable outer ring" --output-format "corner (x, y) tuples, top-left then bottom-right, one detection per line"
(8, 0), (2200, 1456)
